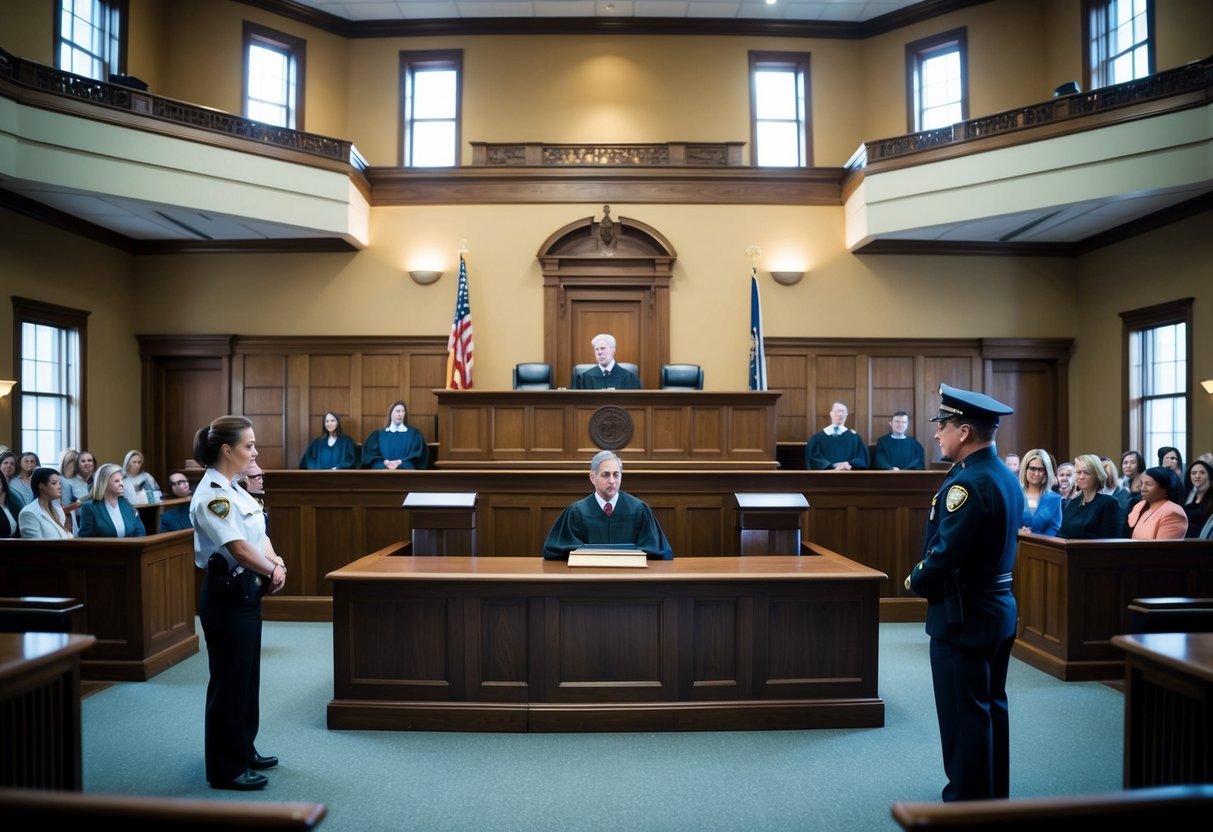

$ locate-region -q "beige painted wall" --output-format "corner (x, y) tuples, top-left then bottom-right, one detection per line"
(0, 211), (141, 464)
(1071, 209), (1213, 463)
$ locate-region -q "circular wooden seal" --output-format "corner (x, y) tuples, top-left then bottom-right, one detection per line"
(588, 406), (633, 450)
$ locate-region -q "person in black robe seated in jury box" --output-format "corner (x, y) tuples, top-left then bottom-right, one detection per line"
(299, 411), (357, 470)
(571, 333), (642, 390)
(543, 450), (673, 560)
(804, 401), (869, 470)
(873, 410), (926, 470)
(159, 472), (193, 532)
(361, 400), (429, 470)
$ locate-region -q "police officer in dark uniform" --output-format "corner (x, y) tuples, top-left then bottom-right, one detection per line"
(905, 384), (1023, 802)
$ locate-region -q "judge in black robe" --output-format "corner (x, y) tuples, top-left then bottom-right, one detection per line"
(804, 401), (869, 470)
(360, 400), (429, 470)
(571, 333), (642, 389)
(543, 450), (672, 560)
(874, 413), (926, 470)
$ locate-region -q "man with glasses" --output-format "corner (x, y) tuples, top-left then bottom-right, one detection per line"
(159, 472), (194, 532)
(238, 461), (269, 535)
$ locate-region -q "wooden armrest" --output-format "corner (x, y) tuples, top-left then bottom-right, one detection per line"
(891, 785), (1213, 828)
(0, 788), (327, 829)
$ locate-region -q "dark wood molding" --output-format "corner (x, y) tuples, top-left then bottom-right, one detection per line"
(0, 189), (137, 253)
(132, 238), (362, 255)
(231, 0), (994, 39)
(853, 238), (1081, 257)
(366, 165), (845, 205)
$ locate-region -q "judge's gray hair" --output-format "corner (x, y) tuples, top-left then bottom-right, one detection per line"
(590, 450), (621, 473)
(591, 333), (616, 349)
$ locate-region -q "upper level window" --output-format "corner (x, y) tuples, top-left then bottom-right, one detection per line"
(1086, 0), (1153, 89)
(906, 28), (968, 132)
(13, 297), (89, 462)
(56, 0), (126, 81)
(401, 50), (462, 167)
(1122, 298), (1191, 465)
(244, 23), (305, 129)
(749, 52), (811, 167)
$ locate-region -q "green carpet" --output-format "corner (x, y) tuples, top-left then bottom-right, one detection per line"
(81, 621), (1124, 831)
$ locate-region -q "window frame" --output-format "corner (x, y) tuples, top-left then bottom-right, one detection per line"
(54, 0), (128, 81)
(1083, 0), (1154, 91)
(399, 49), (463, 168)
(12, 297), (90, 456)
(242, 21), (306, 130)
(1120, 297), (1192, 464)
(905, 27), (969, 134)
(748, 51), (813, 168)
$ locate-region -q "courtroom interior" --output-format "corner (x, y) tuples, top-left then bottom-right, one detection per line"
(2, 0), (1213, 826)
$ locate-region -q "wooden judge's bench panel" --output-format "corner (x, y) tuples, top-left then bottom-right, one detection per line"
(258, 469), (941, 621)
(327, 551), (885, 732)
(435, 390), (780, 469)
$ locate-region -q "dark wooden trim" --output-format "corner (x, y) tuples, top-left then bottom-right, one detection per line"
(11, 297), (90, 452)
(366, 165), (845, 206)
(1118, 297), (1195, 461)
(132, 237), (361, 255)
(230, 0), (995, 39)
(0, 189), (136, 253)
(854, 238), (1080, 256)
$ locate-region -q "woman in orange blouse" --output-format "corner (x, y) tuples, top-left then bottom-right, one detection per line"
(1125, 466), (1188, 540)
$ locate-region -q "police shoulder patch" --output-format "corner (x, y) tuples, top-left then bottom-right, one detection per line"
(945, 485), (969, 512)
(207, 498), (231, 519)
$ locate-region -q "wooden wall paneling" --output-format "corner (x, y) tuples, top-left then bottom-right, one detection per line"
(361, 353), (402, 437)
(308, 354), (355, 445)
(682, 595), (746, 699)
(652, 406), (689, 454)
(314, 506), (358, 592)
(869, 355), (916, 438)
(240, 353), (288, 469)
(987, 358), (1058, 461)
(286, 353), (308, 468)
(409, 351), (448, 440)
(766, 352), (808, 442)
(691, 408), (722, 455)
(570, 294), (645, 384)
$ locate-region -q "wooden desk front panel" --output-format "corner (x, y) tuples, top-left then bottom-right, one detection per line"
(1015, 537), (1213, 681)
(436, 390), (780, 467)
(0, 534), (199, 681)
(329, 555), (884, 732)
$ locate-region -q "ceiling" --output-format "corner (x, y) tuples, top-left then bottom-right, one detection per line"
(281, 0), (925, 23)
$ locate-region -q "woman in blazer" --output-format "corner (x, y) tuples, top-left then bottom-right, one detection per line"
(78, 463), (147, 538)
(1125, 466), (1188, 539)
(1018, 448), (1063, 536)
(17, 467), (74, 540)
(1058, 454), (1126, 539)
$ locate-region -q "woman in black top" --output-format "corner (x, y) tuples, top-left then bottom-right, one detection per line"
(1058, 453), (1125, 539)
(1182, 459), (1213, 539)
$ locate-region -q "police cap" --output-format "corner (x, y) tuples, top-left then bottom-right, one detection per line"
(928, 383), (1013, 426)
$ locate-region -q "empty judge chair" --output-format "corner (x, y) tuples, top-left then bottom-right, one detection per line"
(660, 363), (704, 390)
(572, 363), (596, 385)
(513, 363), (553, 390)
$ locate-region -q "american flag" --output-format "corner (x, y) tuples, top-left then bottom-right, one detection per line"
(748, 266), (767, 391)
(446, 254), (474, 389)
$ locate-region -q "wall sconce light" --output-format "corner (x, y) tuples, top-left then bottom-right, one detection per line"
(1201, 378), (1213, 395)
(408, 270), (443, 285)
(770, 271), (805, 286)
(0, 380), (15, 397)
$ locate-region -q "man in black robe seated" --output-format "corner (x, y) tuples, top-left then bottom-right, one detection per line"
(874, 411), (926, 470)
(543, 450), (673, 560)
(572, 333), (641, 390)
(805, 401), (869, 470)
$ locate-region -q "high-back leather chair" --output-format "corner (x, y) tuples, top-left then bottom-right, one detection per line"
(513, 362), (553, 390)
(571, 363), (596, 385)
(660, 363), (704, 390)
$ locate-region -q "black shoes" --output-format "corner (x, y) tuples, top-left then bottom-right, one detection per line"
(249, 752), (278, 770)
(210, 769), (268, 791)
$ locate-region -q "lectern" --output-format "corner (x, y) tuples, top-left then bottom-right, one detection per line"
(402, 492), (478, 556)
(735, 493), (810, 555)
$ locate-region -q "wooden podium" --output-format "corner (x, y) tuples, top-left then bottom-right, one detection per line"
(434, 389), (779, 469)
(402, 492), (477, 556)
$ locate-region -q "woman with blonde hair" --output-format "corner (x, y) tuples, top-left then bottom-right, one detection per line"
(1058, 454), (1126, 539)
(77, 462), (147, 538)
(1018, 449), (1062, 535)
(122, 449), (161, 504)
(58, 448), (89, 526)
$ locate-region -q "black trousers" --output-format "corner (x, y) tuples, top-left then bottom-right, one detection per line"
(929, 635), (1013, 802)
(199, 570), (263, 784)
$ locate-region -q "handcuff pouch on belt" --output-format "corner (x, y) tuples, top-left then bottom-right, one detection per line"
(207, 553), (265, 600)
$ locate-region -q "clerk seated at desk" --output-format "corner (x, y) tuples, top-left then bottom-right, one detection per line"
(572, 333), (641, 390)
(543, 450), (672, 560)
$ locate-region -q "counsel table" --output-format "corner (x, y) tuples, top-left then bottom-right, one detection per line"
(328, 550), (886, 732)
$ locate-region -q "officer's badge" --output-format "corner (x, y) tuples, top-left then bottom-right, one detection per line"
(207, 498), (231, 519)
(945, 485), (969, 512)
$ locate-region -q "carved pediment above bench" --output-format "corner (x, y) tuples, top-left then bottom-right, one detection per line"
(471, 141), (744, 167)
